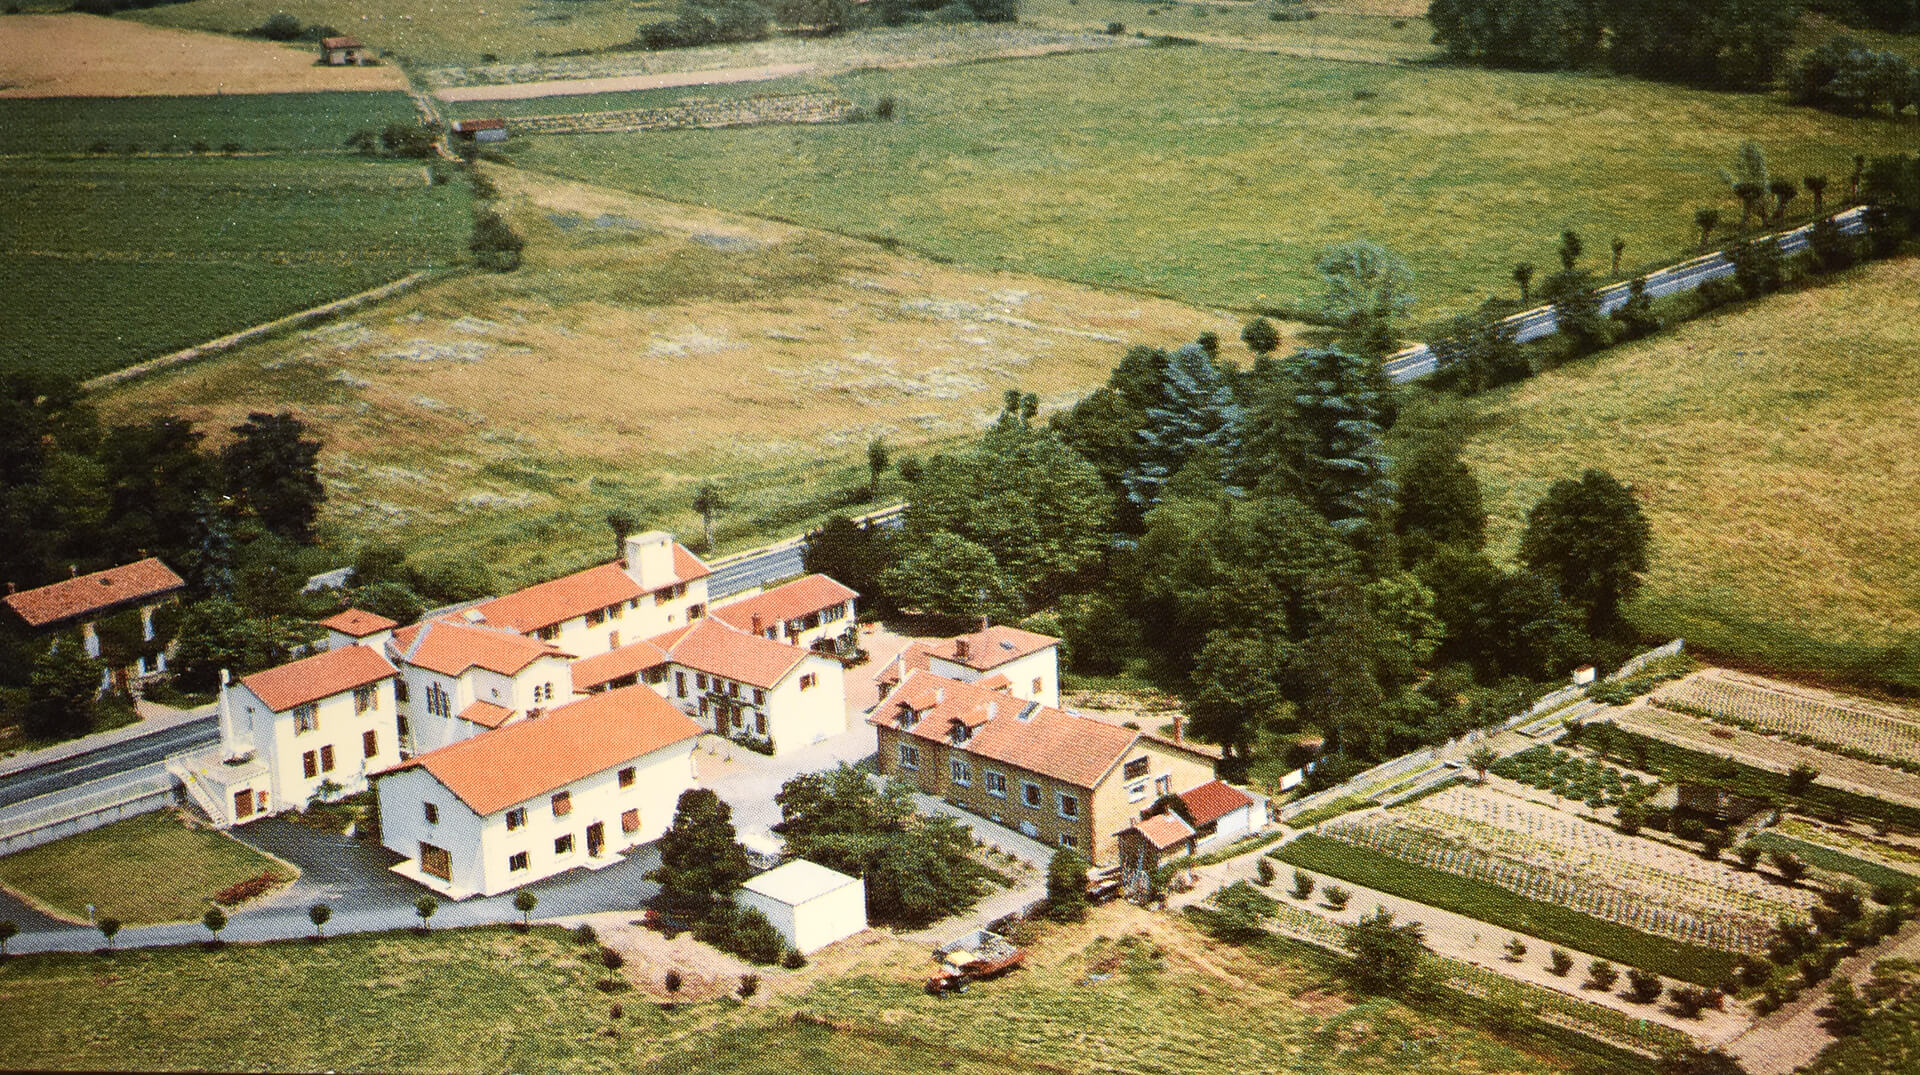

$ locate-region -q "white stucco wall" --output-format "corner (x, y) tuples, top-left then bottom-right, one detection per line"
(736, 874), (867, 954)
(236, 678), (399, 812)
(929, 645), (1058, 707)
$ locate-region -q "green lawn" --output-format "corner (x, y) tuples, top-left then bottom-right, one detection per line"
(1746, 832), (1920, 893)
(1274, 832), (1744, 985)
(503, 44), (1911, 318)
(1460, 258), (1920, 692)
(0, 92), (420, 154)
(0, 155), (472, 380)
(0, 811), (293, 925)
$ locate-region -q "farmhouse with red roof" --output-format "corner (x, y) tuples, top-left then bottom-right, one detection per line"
(4, 557), (185, 693)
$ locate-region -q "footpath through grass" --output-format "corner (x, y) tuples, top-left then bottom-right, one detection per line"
(507, 45), (1911, 317)
(0, 811), (293, 925)
(1274, 832), (1743, 985)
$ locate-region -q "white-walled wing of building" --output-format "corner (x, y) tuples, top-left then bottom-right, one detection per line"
(460, 532), (711, 658)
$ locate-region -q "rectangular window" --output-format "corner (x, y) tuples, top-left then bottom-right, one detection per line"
(536, 625), (559, 641)
(1022, 782), (1043, 809)
(799, 673), (817, 690)
(551, 791), (572, 817)
(676, 672), (687, 698)
(394, 679), (409, 703)
(608, 630), (619, 649)
(621, 808), (640, 834)
(985, 771), (1007, 797)
(608, 603), (623, 620)
(727, 681), (739, 698)
(1033, 677), (1044, 695)
(951, 759), (972, 786)
(753, 688), (766, 706)
(554, 834), (574, 856)
(618, 767), (636, 788)
(1059, 832), (1079, 849)
(586, 608), (605, 627)
(1155, 775), (1172, 797)
(1057, 792), (1079, 820)
(695, 673), (708, 691)
(898, 742), (920, 770)
(294, 704), (318, 734)
(363, 729), (378, 759)
(319, 744), (336, 772)
(508, 851), (529, 872)
(354, 685), (379, 713)
(505, 807), (526, 830)
(302, 750), (318, 779)
(755, 713), (767, 735)
(688, 602), (705, 620)
(424, 802), (439, 824)
(1124, 757), (1150, 780)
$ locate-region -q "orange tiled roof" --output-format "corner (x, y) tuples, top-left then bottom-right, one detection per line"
(377, 685), (701, 816)
(711, 574), (857, 634)
(468, 563), (644, 634)
(1178, 780), (1255, 826)
(457, 700), (515, 729)
(4, 558), (184, 628)
(877, 641), (935, 688)
(239, 644), (397, 713)
(390, 619), (569, 678)
(317, 608), (399, 637)
(930, 624), (1059, 672)
(571, 638), (671, 693)
(871, 671), (1140, 789)
(1130, 811), (1195, 851)
(656, 618), (810, 690)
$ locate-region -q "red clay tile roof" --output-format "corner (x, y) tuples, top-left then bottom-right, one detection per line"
(670, 543), (713, 583)
(1178, 780), (1255, 827)
(390, 619), (569, 678)
(877, 641), (935, 688)
(239, 644), (397, 713)
(377, 685), (701, 816)
(871, 671), (1139, 789)
(452, 118), (505, 132)
(456, 700), (515, 729)
(4, 558), (184, 628)
(657, 619), (810, 690)
(469, 563), (644, 634)
(711, 574), (857, 634)
(929, 625), (1058, 672)
(571, 639), (671, 693)
(317, 608), (399, 637)
(1129, 811), (1195, 851)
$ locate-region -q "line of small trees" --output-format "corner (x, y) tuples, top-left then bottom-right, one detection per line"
(1427, 0), (1799, 90)
(633, 0), (1014, 50)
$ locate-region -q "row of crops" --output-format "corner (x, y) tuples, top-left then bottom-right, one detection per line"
(1656, 676), (1920, 771)
(1491, 745), (1659, 810)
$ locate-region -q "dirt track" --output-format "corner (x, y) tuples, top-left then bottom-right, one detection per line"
(0, 15), (407, 97)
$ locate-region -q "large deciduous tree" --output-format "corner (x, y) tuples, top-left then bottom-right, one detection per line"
(1518, 469), (1652, 637)
(222, 411), (325, 544)
(1315, 242), (1415, 358)
(648, 788), (753, 917)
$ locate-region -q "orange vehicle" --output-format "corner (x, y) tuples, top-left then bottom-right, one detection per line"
(925, 928), (1026, 995)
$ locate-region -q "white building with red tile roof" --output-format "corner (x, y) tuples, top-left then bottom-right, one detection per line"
(372, 685), (702, 897)
(877, 623), (1061, 708)
(656, 618), (846, 755)
(385, 618), (575, 753)
(870, 671), (1218, 865)
(710, 573), (857, 650)
(4, 557), (186, 691)
(464, 531), (711, 658)
(317, 607), (398, 652)
(202, 644), (402, 826)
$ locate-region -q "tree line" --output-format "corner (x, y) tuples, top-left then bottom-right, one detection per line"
(1427, 0), (1800, 90)
(808, 244), (1655, 781)
(634, 0), (1014, 50)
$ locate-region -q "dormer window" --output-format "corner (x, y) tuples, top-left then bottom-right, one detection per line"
(950, 721), (972, 744)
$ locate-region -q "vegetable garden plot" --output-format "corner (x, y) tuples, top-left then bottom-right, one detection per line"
(1317, 785), (1814, 954)
(1654, 672), (1920, 769)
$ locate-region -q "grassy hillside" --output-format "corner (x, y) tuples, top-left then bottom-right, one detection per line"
(0, 154), (472, 380)
(94, 166), (1260, 583)
(1462, 258), (1920, 690)
(502, 45), (1910, 318)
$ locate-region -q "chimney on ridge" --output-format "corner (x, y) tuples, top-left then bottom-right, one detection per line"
(621, 531), (675, 589)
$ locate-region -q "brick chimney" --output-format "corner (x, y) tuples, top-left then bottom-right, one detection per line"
(751, 613), (763, 635)
(954, 637), (970, 662)
(1171, 714), (1184, 743)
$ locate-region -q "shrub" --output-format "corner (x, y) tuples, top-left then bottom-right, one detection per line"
(873, 96), (896, 121)
(1106, 20), (1124, 33)
(737, 973), (760, 1000)
(1548, 948), (1574, 976)
(1736, 843), (1762, 870)
(1587, 961), (1620, 991)
(255, 12), (302, 39)
(782, 948), (807, 969)
(663, 968), (682, 993)
(573, 923), (599, 945)
(1256, 859), (1276, 886)
(471, 209), (524, 272)
(1504, 936), (1528, 961)
(1728, 239), (1784, 298)
(1290, 870), (1316, 901)
(214, 872), (282, 906)
(1626, 967), (1664, 1003)
(600, 946), (626, 972)
(1322, 885), (1350, 911)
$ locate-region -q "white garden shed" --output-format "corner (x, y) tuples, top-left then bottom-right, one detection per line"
(736, 859), (867, 954)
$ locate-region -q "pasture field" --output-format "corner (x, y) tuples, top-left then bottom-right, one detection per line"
(0, 14), (406, 96)
(1461, 259), (1920, 691)
(0, 156), (472, 380)
(0, 905), (1652, 1074)
(503, 45), (1912, 318)
(0, 811), (293, 925)
(0, 91), (419, 154)
(93, 165), (1263, 585)
(1021, 0), (1439, 65)
(125, 0), (673, 69)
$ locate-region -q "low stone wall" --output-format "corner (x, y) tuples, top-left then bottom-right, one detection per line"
(511, 93), (859, 135)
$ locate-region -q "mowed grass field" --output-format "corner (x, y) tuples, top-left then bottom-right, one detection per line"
(0, 154), (473, 381)
(502, 45), (1912, 318)
(94, 165), (1263, 583)
(1462, 258), (1920, 690)
(0, 905), (1653, 1074)
(0, 811), (292, 925)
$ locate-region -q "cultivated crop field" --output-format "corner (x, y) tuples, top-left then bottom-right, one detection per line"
(504, 44), (1911, 318)
(1655, 669), (1920, 770)
(94, 166), (1262, 583)
(0, 91), (420, 154)
(1464, 259), (1920, 690)
(0, 14), (407, 96)
(1316, 785), (1812, 954)
(0, 155), (472, 380)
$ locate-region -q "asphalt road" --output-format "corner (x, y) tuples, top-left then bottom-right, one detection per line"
(0, 716), (217, 811)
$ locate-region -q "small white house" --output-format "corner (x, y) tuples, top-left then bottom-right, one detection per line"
(373, 685), (702, 898)
(736, 859), (867, 954)
(387, 617), (574, 754)
(710, 573), (858, 650)
(465, 531), (710, 658)
(879, 624), (1062, 708)
(658, 618), (848, 754)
